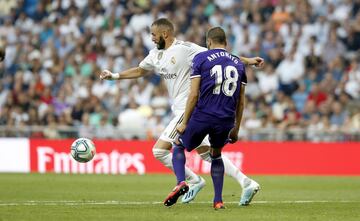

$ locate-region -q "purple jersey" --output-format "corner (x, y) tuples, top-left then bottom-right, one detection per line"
(190, 48), (247, 124)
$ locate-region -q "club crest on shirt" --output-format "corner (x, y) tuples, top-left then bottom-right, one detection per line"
(158, 52), (163, 60)
(171, 56), (176, 64)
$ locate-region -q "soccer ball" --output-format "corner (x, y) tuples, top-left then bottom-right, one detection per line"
(70, 138), (96, 163)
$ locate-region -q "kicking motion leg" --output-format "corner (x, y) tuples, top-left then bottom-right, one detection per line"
(163, 143), (189, 206)
(152, 139), (201, 184)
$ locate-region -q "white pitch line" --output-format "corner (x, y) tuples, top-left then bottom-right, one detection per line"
(0, 200), (358, 206)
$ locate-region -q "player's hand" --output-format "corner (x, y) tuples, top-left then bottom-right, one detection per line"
(176, 123), (187, 134)
(228, 128), (239, 144)
(99, 70), (114, 80)
(248, 57), (264, 68)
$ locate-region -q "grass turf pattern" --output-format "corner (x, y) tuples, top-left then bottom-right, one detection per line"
(0, 174), (359, 221)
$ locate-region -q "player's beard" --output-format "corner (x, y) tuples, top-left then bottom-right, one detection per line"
(157, 36), (166, 49)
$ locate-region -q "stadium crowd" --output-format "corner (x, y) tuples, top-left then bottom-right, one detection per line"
(0, 0), (359, 141)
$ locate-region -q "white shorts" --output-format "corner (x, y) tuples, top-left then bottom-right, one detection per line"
(159, 112), (210, 147)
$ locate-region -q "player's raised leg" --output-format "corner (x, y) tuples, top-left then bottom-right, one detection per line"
(152, 141), (200, 184)
(165, 119), (208, 207)
(153, 115), (203, 185)
(181, 147), (207, 203)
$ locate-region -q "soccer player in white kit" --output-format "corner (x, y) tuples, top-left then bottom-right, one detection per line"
(100, 18), (262, 205)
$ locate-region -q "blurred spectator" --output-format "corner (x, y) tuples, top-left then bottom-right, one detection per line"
(307, 83), (327, 107)
(244, 111), (262, 131)
(345, 57), (360, 98)
(0, 84), (9, 107)
(245, 68), (261, 101)
(306, 113), (322, 141)
(292, 82), (308, 113)
(79, 112), (95, 139)
(0, 0), (359, 141)
(43, 114), (61, 139)
(117, 97), (147, 140)
(95, 115), (116, 139)
(304, 36), (323, 71)
(257, 64), (278, 102)
(322, 30), (346, 64)
(276, 48), (304, 95)
(348, 108), (360, 131)
(272, 91), (289, 122)
(271, 3), (291, 32)
(330, 101), (348, 128)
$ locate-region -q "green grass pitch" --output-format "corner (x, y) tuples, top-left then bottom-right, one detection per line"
(0, 174), (359, 221)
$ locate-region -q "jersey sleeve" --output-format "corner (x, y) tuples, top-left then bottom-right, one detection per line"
(139, 51), (155, 71)
(240, 64), (247, 85)
(186, 42), (207, 66)
(190, 54), (202, 79)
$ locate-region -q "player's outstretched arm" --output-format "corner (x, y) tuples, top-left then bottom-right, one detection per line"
(99, 67), (149, 80)
(176, 77), (201, 134)
(240, 56), (264, 68)
(229, 85), (246, 143)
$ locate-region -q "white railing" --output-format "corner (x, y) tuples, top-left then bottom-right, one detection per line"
(0, 126), (359, 141)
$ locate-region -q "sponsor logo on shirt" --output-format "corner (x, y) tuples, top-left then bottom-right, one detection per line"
(159, 68), (177, 79)
(160, 73), (177, 79)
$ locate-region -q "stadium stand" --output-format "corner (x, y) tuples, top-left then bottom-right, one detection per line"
(0, 0), (359, 141)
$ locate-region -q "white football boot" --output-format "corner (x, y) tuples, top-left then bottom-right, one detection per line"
(181, 176), (206, 203)
(240, 178), (260, 206)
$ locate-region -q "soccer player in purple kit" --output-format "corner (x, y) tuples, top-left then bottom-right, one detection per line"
(164, 27), (260, 209)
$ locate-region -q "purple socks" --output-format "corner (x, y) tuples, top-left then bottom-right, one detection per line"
(211, 156), (224, 203)
(172, 144), (186, 184)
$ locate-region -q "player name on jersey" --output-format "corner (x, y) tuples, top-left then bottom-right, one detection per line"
(206, 51), (239, 64)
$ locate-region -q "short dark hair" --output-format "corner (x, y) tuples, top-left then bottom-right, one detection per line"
(206, 27), (227, 44)
(151, 18), (174, 32)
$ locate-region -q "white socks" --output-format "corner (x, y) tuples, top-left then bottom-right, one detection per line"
(152, 148), (200, 184)
(199, 151), (248, 188)
(152, 148), (249, 188)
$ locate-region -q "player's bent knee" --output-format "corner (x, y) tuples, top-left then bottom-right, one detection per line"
(195, 145), (210, 154)
(210, 148), (222, 159)
(153, 139), (172, 151)
(152, 148), (171, 160)
(199, 150), (212, 163)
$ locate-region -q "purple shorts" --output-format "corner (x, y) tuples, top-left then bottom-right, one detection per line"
(179, 118), (234, 151)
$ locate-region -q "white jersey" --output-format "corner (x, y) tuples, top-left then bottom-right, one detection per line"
(139, 39), (206, 113)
